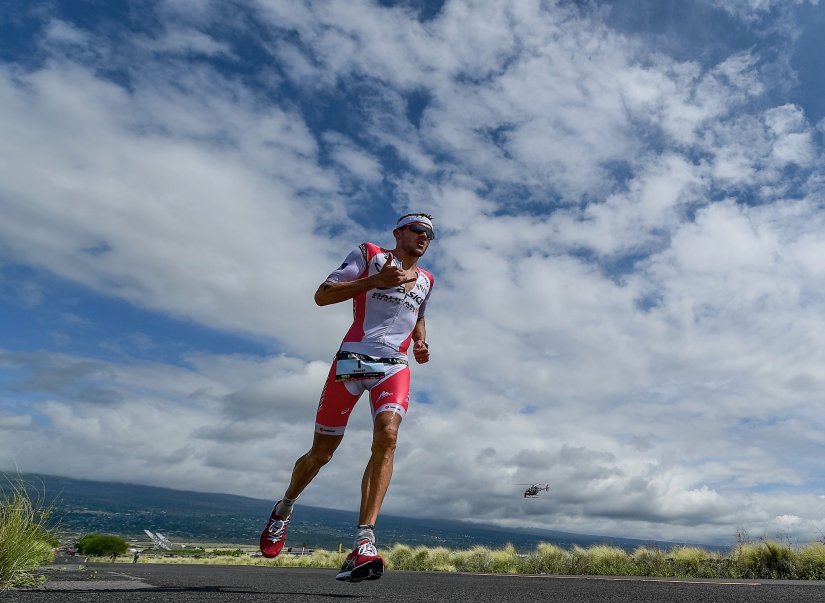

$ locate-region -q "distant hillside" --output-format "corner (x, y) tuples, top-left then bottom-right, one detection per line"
(4, 472), (700, 551)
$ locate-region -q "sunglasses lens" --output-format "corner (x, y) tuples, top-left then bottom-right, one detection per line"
(410, 225), (434, 240)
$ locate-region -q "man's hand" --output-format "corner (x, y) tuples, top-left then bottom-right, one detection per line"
(412, 339), (429, 364)
(372, 253), (416, 289)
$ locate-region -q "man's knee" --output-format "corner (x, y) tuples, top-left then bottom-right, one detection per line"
(372, 420), (399, 452)
(307, 435), (341, 466)
(307, 448), (335, 466)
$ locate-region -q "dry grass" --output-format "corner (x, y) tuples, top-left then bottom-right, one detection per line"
(0, 479), (56, 590)
(110, 539), (825, 580)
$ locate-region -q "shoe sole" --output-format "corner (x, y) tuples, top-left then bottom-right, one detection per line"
(335, 558), (384, 582)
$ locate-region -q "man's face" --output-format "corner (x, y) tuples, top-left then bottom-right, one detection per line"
(395, 223), (432, 257)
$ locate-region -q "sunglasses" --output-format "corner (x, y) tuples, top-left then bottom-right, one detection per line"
(407, 224), (435, 240)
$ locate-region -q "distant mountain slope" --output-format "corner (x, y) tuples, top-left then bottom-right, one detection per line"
(4, 472), (701, 551)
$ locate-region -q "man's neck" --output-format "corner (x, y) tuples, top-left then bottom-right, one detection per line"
(390, 247), (419, 269)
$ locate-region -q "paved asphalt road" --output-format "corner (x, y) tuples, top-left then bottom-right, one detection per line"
(6, 559), (825, 603)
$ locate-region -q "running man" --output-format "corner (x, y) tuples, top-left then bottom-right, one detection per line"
(260, 213), (436, 582)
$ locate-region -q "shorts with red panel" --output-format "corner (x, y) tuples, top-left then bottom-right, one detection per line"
(315, 359), (410, 436)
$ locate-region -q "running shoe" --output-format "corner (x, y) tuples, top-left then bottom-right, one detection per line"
(335, 539), (385, 582)
(259, 502), (291, 558)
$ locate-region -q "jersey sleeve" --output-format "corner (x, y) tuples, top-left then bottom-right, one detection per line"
(325, 246), (368, 283)
(418, 272), (434, 318)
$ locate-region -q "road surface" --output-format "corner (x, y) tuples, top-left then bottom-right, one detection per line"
(6, 558), (825, 602)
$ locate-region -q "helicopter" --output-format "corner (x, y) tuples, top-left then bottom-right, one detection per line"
(517, 483), (550, 498)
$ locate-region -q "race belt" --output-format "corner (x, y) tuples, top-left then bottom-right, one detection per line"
(334, 351), (407, 382)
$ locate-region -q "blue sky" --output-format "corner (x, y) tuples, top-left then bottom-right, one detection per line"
(2, 0), (825, 546)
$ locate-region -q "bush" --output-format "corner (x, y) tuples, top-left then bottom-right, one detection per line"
(732, 540), (797, 579)
(454, 546), (494, 572)
(387, 544), (456, 572)
(580, 545), (634, 576)
(77, 534), (128, 557)
(797, 543), (825, 580)
(670, 546), (712, 577)
(0, 479), (56, 590)
(210, 548), (244, 557)
(530, 542), (569, 574)
(265, 548), (346, 569)
(387, 544), (413, 569)
(427, 546), (456, 572)
(632, 546), (668, 577)
(490, 543), (519, 574)
(75, 539), (825, 580)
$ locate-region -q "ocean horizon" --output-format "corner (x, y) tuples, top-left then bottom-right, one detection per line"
(6, 472), (723, 552)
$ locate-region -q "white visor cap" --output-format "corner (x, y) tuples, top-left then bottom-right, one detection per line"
(396, 214), (435, 238)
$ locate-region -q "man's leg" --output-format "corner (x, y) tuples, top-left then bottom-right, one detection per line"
(359, 411), (402, 525)
(262, 361), (359, 558)
(335, 411), (401, 582)
(285, 361), (362, 506)
(261, 431), (344, 558)
(285, 431), (343, 501)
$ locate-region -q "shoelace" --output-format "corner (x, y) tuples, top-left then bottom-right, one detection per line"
(357, 541), (378, 556)
(266, 516), (290, 541)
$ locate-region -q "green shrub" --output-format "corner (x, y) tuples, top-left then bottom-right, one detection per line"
(210, 548), (244, 557)
(387, 544), (413, 569)
(530, 542), (569, 575)
(266, 548), (346, 569)
(568, 545), (593, 574)
(732, 540), (797, 579)
(632, 546), (668, 577)
(580, 545), (634, 576)
(44, 534), (825, 581)
(796, 542), (825, 580)
(0, 479), (56, 590)
(454, 546), (494, 572)
(670, 546), (712, 577)
(77, 533), (128, 557)
(426, 546), (455, 572)
(490, 543), (519, 574)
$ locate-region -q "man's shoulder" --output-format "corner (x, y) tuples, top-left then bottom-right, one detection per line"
(359, 242), (388, 258)
(417, 266), (434, 286)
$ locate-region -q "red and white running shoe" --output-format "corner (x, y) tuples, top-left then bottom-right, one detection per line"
(259, 502), (291, 558)
(335, 539), (385, 582)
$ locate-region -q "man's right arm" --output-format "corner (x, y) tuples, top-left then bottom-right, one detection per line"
(315, 277), (379, 306)
(314, 252), (414, 306)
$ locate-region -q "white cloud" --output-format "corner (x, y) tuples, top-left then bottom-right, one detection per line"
(323, 132), (384, 182)
(707, 0), (817, 21)
(44, 19), (88, 45)
(0, 58), (362, 358)
(135, 28), (235, 58)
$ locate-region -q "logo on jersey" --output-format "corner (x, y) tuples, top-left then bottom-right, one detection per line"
(317, 382), (329, 412)
(376, 391), (393, 402)
(372, 291), (402, 304)
(378, 403), (404, 414)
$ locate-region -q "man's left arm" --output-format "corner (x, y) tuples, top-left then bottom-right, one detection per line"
(412, 317), (429, 364)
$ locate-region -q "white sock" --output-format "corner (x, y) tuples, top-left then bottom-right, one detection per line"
(276, 496), (297, 517)
(355, 524), (375, 547)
